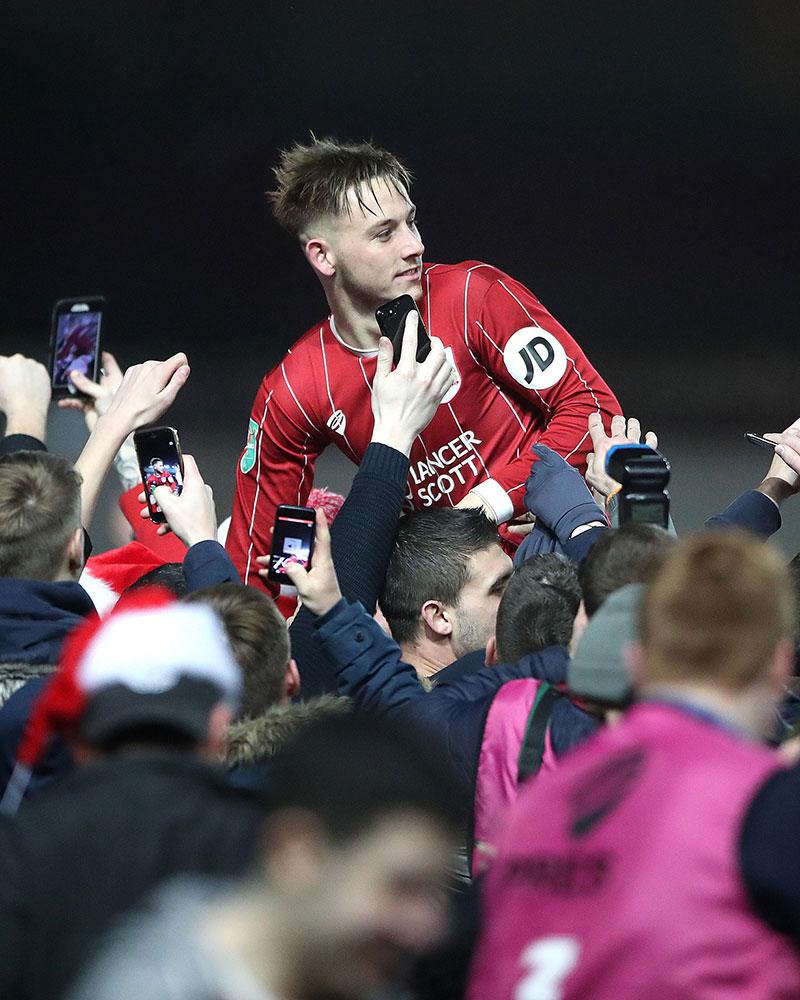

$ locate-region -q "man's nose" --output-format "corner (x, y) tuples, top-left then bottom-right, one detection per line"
(402, 226), (424, 260)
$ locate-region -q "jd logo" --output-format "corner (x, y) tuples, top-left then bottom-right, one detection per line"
(503, 327), (567, 391)
(326, 409), (347, 435)
(240, 418), (259, 474)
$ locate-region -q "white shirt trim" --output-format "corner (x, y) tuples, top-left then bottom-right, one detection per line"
(328, 315), (379, 356)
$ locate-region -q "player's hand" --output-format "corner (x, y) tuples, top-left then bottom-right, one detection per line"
(370, 310), (455, 456)
(0, 353), (51, 439)
(148, 454), (216, 547)
(58, 351), (124, 431)
(586, 413), (659, 502)
(455, 489), (499, 522)
(100, 352), (190, 435)
(764, 425), (800, 482)
(280, 508), (343, 617)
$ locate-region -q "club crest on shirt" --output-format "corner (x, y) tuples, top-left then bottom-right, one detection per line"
(441, 347), (461, 405)
(504, 327), (568, 391)
(326, 409), (347, 435)
(240, 418), (258, 474)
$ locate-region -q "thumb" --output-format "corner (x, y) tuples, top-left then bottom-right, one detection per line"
(283, 558), (310, 591)
(69, 369), (104, 398)
(375, 336), (393, 382)
(152, 484), (175, 511)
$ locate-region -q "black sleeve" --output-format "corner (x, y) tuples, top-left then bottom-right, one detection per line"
(183, 540), (242, 591)
(290, 443), (410, 697)
(739, 766), (800, 942)
(706, 490), (782, 539)
(0, 434), (47, 456)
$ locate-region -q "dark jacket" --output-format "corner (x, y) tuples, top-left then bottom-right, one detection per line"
(313, 599), (596, 795)
(0, 752), (268, 1000)
(0, 540), (242, 799)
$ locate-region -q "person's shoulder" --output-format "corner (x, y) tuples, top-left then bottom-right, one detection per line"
(425, 260), (510, 286)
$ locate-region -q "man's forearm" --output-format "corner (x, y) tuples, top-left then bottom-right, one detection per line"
(74, 411), (131, 528)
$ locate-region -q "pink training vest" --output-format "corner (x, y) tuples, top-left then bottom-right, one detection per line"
(473, 679), (557, 877)
(468, 701), (800, 1000)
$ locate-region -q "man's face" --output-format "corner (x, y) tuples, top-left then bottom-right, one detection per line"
(152, 459), (164, 473)
(448, 544), (514, 659)
(300, 812), (453, 998)
(322, 177), (425, 308)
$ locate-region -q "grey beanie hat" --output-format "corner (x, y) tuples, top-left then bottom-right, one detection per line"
(567, 583), (644, 704)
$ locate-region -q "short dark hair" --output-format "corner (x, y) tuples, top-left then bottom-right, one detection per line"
(266, 713), (463, 843)
(495, 555), (581, 663)
(125, 563), (187, 599)
(381, 508), (501, 646)
(268, 136), (413, 238)
(0, 451), (82, 580)
(580, 524), (676, 617)
(184, 583), (291, 717)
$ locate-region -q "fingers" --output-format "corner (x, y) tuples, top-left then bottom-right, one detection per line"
(645, 431), (658, 449)
(282, 558), (310, 589)
(396, 311), (419, 373)
(101, 351), (123, 381)
(155, 360), (191, 411)
(311, 506), (331, 567)
(588, 412), (608, 449)
(375, 336), (394, 382)
(57, 399), (87, 411)
(180, 453), (200, 484)
(626, 417), (641, 443)
(610, 414), (626, 438)
(69, 369), (105, 398)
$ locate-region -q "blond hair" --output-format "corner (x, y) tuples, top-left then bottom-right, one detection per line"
(0, 452), (82, 580)
(640, 531), (794, 691)
(268, 136), (413, 238)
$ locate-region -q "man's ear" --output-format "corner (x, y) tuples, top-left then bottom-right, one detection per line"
(283, 658), (301, 702)
(420, 600), (452, 639)
(66, 526), (84, 578)
(769, 638), (795, 694)
(304, 235), (336, 279)
(485, 635), (499, 666)
(204, 702), (234, 761)
(623, 641), (645, 690)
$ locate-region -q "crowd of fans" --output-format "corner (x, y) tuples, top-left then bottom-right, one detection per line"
(2, 341), (800, 1000)
(4, 279), (800, 993)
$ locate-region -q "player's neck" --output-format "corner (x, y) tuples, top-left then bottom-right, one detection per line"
(326, 288), (382, 352)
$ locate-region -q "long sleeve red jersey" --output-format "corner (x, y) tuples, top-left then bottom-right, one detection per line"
(227, 261), (620, 588)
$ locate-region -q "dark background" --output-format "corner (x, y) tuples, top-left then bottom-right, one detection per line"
(2, 3), (800, 552)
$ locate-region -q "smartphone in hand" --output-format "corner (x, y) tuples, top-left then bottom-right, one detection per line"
(49, 297), (104, 398)
(268, 505), (316, 584)
(744, 433), (777, 452)
(134, 426), (184, 523)
(375, 294), (432, 366)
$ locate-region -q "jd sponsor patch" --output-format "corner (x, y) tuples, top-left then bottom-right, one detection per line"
(503, 327), (568, 391)
(240, 418), (259, 474)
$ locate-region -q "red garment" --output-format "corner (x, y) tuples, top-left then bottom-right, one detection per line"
(227, 261), (619, 588)
(145, 471), (179, 496)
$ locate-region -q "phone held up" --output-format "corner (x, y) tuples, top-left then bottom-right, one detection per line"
(375, 294), (432, 366)
(133, 426), (184, 523)
(49, 296), (105, 398)
(744, 433), (777, 452)
(268, 505), (316, 584)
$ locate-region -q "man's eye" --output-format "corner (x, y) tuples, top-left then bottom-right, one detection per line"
(376, 230), (391, 240)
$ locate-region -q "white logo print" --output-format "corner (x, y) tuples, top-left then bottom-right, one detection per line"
(440, 347), (461, 405)
(326, 409), (347, 435)
(503, 327), (567, 391)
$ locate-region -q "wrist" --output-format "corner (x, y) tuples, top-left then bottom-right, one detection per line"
(757, 477), (797, 506)
(370, 424), (414, 457)
(4, 411), (48, 439)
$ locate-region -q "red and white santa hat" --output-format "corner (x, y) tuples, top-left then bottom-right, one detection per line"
(0, 588), (241, 814)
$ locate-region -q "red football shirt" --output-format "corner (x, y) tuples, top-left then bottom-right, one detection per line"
(227, 261), (620, 588)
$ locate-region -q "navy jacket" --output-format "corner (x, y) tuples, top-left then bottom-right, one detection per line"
(314, 599), (596, 795)
(0, 540), (241, 799)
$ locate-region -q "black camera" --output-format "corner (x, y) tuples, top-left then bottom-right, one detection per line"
(605, 444), (671, 529)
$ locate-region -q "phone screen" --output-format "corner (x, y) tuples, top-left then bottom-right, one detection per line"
(134, 427), (183, 523)
(269, 506), (316, 582)
(52, 304), (102, 392)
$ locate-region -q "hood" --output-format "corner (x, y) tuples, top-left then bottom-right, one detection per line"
(225, 696), (351, 768)
(0, 579), (95, 664)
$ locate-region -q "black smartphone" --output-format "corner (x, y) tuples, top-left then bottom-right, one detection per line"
(49, 296), (104, 398)
(375, 294), (432, 366)
(268, 504), (316, 584)
(133, 426), (184, 523)
(744, 432), (777, 452)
